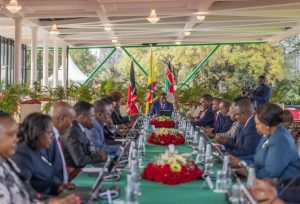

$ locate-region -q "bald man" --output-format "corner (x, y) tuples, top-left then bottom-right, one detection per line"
(222, 99), (261, 157)
(45, 101), (75, 184)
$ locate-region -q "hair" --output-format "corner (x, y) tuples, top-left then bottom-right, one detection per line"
(108, 91), (123, 102)
(0, 111), (14, 134)
(233, 96), (249, 103)
(18, 112), (52, 150)
(259, 75), (266, 80)
(73, 101), (93, 116)
(94, 99), (107, 114)
(50, 101), (73, 118)
(102, 96), (115, 104)
(201, 94), (213, 102)
(0, 111), (12, 119)
(256, 103), (292, 127)
(221, 100), (232, 110)
(213, 97), (222, 103)
(235, 98), (254, 113)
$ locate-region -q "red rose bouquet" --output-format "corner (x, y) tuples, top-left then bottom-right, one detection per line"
(150, 116), (175, 128)
(142, 150), (203, 185)
(148, 128), (185, 146)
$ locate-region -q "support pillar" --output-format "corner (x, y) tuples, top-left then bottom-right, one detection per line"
(61, 43), (67, 88)
(30, 27), (38, 88)
(42, 34), (49, 87)
(53, 38), (59, 88)
(13, 17), (22, 84)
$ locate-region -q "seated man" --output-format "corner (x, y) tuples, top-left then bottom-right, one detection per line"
(191, 94), (214, 128)
(100, 97), (124, 144)
(250, 176), (300, 204)
(108, 91), (133, 126)
(85, 99), (121, 156)
(221, 99), (261, 157)
(149, 93), (174, 116)
(212, 97), (223, 128)
(215, 103), (240, 144)
(46, 101), (76, 184)
(62, 101), (107, 178)
(206, 100), (233, 136)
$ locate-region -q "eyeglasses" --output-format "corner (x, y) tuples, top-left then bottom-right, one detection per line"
(235, 112), (244, 116)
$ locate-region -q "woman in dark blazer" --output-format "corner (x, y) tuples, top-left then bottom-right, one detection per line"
(12, 113), (73, 195)
(0, 111), (79, 203)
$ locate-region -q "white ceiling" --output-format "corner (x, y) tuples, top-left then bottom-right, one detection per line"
(0, 0), (300, 47)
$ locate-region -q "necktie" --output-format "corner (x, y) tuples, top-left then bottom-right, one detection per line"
(56, 133), (68, 183)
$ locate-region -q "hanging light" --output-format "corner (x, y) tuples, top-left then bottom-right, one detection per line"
(6, 0), (22, 14)
(50, 7), (60, 35)
(104, 26), (111, 31)
(184, 31), (191, 36)
(50, 23), (60, 35)
(197, 15), (206, 21)
(112, 39), (118, 43)
(175, 41), (181, 45)
(147, 0), (160, 24)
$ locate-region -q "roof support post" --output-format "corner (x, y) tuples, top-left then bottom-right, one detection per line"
(121, 47), (148, 77)
(83, 48), (116, 85)
(176, 44), (221, 91)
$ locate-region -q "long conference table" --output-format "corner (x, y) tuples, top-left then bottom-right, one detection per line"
(74, 143), (229, 204)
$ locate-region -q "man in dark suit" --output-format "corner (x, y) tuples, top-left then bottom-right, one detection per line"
(85, 99), (121, 155)
(191, 94), (214, 128)
(62, 101), (107, 173)
(46, 101), (75, 184)
(149, 93), (174, 116)
(222, 99), (261, 157)
(241, 75), (272, 108)
(206, 100), (233, 135)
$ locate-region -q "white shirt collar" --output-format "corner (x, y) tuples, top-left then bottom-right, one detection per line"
(53, 127), (59, 139)
(244, 115), (254, 128)
(77, 123), (85, 132)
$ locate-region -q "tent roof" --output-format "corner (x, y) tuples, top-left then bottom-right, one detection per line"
(0, 0), (300, 47)
(48, 55), (87, 83)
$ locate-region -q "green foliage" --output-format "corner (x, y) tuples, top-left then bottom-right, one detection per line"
(69, 49), (97, 75)
(271, 78), (300, 105)
(0, 83), (23, 114)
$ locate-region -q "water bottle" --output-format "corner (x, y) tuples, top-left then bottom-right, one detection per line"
(246, 166), (256, 188)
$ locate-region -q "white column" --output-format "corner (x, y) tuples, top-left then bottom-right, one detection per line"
(53, 38), (58, 88)
(42, 34), (49, 87)
(13, 17), (22, 84)
(30, 27), (38, 88)
(61, 43), (67, 88)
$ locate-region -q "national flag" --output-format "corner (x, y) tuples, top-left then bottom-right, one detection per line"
(164, 61), (175, 104)
(127, 61), (139, 115)
(145, 49), (157, 114)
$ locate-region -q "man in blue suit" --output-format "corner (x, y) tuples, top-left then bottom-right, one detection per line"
(191, 94), (214, 128)
(85, 99), (121, 156)
(222, 99), (261, 157)
(149, 93), (174, 116)
(206, 100), (233, 135)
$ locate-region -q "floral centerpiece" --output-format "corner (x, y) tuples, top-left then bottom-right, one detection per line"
(150, 115), (175, 128)
(142, 145), (203, 185)
(148, 128), (185, 146)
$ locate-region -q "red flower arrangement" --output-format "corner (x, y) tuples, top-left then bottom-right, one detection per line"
(150, 119), (175, 128)
(148, 131), (185, 146)
(142, 161), (203, 185)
